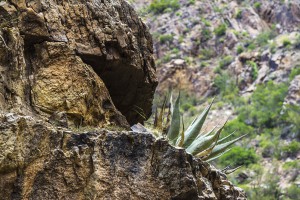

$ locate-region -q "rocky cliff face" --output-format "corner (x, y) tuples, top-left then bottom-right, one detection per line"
(0, 0), (157, 126)
(0, 0), (245, 199)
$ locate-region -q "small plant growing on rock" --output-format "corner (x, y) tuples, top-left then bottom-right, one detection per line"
(253, 2), (262, 10)
(294, 34), (300, 49)
(159, 34), (174, 44)
(236, 45), (244, 54)
(235, 9), (243, 19)
(282, 38), (292, 48)
(214, 24), (227, 37)
(150, 94), (247, 161)
(246, 61), (258, 80)
(218, 55), (233, 69)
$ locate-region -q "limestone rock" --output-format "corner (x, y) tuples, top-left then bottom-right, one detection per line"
(285, 75), (300, 106)
(0, 0), (157, 126)
(0, 117), (247, 200)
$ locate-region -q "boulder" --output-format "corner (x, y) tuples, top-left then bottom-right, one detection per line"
(285, 75), (300, 105)
(0, 116), (246, 200)
(0, 0), (157, 126)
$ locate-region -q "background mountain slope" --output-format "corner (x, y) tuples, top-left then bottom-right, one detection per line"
(130, 0), (300, 199)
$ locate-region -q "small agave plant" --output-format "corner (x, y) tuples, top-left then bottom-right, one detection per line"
(151, 93), (247, 162)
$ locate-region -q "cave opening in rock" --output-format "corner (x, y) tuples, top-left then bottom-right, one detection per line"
(77, 52), (142, 125)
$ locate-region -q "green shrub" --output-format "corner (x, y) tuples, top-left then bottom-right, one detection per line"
(184, 56), (192, 65)
(246, 42), (256, 51)
(175, 11), (182, 17)
(283, 161), (299, 170)
(281, 141), (300, 156)
(259, 137), (276, 158)
(188, 0), (195, 5)
(159, 34), (174, 44)
(161, 53), (171, 63)
(286, 185), (300, 199)
(171, 48), (180, 54)
(256, 31), (276, 46)
(214, 66), (222, 74)
(269, 41), (277, 53)
(198, 48), (214, 60)
(201, 18), (211, 27)
(201, 28), (212, 41)
(243, 167), (281, 200)
(181, 103), (193, 112)
(294, 34), (300, 48)
(219, 56), (233, 69)
(232, 30), (240, 37)
(200, 62), (208, 68)
(163, 8), (173, 13)
(253, 2), (262, 10)
(238, 81), (288, 128)
(289, 66), (300, 80)
(285, 105), (300, 138)
(282, 38), (292, 47)
(214, 71), (239, 101)
(219, 146), (258, 167)
(149, 0), (180, 14)
(235, 9), (243, 19)
(222, 118), (254, 138)
(237, 45), (244, 54)
(246, 61), (258, 80)
(242, 31), (249, 37)
(214, 24), (227, 37)
(213, 6), (222, 13)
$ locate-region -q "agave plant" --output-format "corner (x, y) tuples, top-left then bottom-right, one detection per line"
(151, 93), (247, 162)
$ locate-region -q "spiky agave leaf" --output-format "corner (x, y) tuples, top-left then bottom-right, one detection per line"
(176, 114), (185, 147)
(217, 131), (236, 144)
(195, 123), (226, 157)
(186, 128), (218, 155)
(199, 125), (218, 138)
(167, 93), (181, 145)
(186, 127), (216, 155)
(153, 107), (158, 128)
(156, 96), (167, 130)
(204, 134), (248, 161)
(221, 165), (232, 172)
(133, 106), (147, 120)
(224, 165), (243, 175)
(186, 123), (226, 156)
(182, 98), (215, 148)
(195, 144), (215, 158)
(204, 148), (232, 162)
(163, 102), (172, 135)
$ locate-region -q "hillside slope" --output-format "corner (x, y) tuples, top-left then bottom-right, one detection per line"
(130, 0), (300, 199)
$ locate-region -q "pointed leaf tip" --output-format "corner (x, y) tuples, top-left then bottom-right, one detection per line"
(167, 93), (181, 145)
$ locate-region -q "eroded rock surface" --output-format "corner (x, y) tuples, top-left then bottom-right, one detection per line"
(285, 75), (300, 106)
(0, 1), (246, 199)
(0, 0), (157, 126)
(0, 116), (246, 200)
